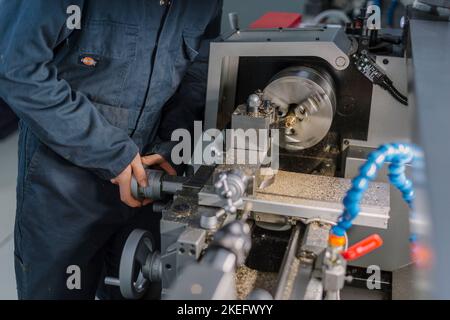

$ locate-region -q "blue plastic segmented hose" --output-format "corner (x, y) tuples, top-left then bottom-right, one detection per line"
(331, 143), (423, 239)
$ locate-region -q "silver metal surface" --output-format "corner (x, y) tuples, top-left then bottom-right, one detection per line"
(200, 208), (226, 230)
(346, 56), (411, 149)
(160, 196), (201, 298)
(264, 66), (336, 150)
(254, 212), (291, 231)
(297, 222), (331, 300)
(199, 171), (390, 229)
(247, 93), (262, 113)
(300, 222), (332, 259)
(409, 19), (450, 298)
(304, 278), (323, 300)
(323, 260), (347, 300)
(274, 225), (302, 300)
(231, 103), (273, 153)
(203, 248), (238, 273)
(167, 264), (236, 300)
(177, 228), (206, 261)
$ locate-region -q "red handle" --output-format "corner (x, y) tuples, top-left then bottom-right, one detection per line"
(342, 234), (383, 261)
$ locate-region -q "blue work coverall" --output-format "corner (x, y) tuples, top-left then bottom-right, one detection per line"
(0, 0), (222, 299)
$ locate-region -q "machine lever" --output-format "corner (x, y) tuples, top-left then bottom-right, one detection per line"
(104, 277), (120, 287)
(342, 234), (383, 261)
(228, 12), (240, 31)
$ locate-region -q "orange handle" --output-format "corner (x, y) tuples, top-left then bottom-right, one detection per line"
(342, 234), (383, 261)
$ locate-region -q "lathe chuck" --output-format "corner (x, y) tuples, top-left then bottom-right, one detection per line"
(263, 66), (336, 150)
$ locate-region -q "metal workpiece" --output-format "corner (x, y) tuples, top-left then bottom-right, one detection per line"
(264, 66), (336, 150)
(246, 93), (262, 114)
(131, 169), (188, 201)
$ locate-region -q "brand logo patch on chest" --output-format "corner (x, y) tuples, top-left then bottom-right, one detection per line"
(79, 55), (98, 67)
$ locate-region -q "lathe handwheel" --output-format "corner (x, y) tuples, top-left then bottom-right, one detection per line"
(119, 229), (154, 299)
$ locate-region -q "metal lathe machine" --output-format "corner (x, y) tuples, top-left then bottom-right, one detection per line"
(104, 3), (450, 300)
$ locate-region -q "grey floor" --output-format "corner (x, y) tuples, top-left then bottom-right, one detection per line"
(0, 132), (18, 300)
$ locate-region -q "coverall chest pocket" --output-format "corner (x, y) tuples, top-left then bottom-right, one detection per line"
(180, 30), (201, 62)
(59, 20), (139, 107)
(169, 29), (201, 86)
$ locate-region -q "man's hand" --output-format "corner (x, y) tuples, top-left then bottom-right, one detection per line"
(141, 154), (176, 176)
(111, 153), (176, 208)
(111, 153), (147, 208)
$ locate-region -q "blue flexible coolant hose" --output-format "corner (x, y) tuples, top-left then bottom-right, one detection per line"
(331, 143), (423, 239)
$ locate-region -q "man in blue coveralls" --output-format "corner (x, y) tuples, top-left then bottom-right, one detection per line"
(0, 0), (222, 299)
